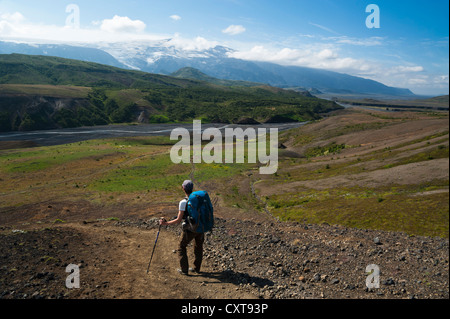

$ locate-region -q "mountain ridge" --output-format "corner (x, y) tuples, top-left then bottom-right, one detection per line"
(0, 40), (415, 98)
(170, 67), (316, 98)
(170, 66), (261, 87)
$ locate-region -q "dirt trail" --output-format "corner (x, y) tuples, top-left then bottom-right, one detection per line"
(1, 204), (448, 300)
(71, 221), (256, 300)
(0, 205), (258, 300)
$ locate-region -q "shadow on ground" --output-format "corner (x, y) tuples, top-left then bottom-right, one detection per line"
(196, 269), (274, 288)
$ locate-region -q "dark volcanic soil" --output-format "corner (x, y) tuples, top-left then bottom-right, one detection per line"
(0, 203), (448, 300)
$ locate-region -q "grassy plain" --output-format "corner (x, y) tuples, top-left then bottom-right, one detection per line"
(0, 108), (448, 238)
(255, 108), (449, 238)
(0, 135), (255, 213)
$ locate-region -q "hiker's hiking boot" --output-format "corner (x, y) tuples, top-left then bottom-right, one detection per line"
(177, 269), (189, 276)
(189, 267), (201, 274)
(177, 268), (201, 276)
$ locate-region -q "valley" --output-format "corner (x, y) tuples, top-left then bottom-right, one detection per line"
(0, 107), (448, 300)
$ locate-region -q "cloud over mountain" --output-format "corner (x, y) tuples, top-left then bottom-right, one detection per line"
(227, 45), (372, 75)
(100, 15), (146, 33)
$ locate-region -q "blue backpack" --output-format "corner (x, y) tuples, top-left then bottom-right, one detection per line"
(185, 191), (214, 233)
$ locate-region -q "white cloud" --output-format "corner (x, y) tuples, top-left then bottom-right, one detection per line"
(0, 20), (12, 35)
(393, 66), (424, 73)
(407, 77), (428, 85)
(170, 15), (181, 21)
(436, 75), (449, 84)
(100, 15), (146, 33)
(0, 12), (162, 43)
(228, 45), (373, 74)
(227, 43), (447, 94)
(222, 25), (246, 35)
(166, 34), (218, 51)
(309, 22), (339, 35)
(329, 36), (385, 47)
(316, 48), (336, 59)
(375, 65), (426, 86)
(0, 12), (25, 35)
(1, 12), (25, 23)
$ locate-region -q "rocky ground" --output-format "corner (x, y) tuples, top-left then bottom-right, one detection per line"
(1, 211), (447, 300)
(142, 217), (449, 300)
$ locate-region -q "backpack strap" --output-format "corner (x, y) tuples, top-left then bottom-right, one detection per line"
(183, 197), (189, 219)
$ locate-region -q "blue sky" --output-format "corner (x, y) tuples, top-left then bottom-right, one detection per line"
(0, 0), (448, 95)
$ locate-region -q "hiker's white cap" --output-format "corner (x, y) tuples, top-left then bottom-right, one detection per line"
(182, 180), (194, 193)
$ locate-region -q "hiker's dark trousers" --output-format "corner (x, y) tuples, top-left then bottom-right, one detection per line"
(178, 230), (204, 273)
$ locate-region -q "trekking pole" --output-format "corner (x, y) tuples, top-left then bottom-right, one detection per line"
(146, 220), (163, 274)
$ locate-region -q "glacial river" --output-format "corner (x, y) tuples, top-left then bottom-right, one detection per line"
(0, 122), (307, 147)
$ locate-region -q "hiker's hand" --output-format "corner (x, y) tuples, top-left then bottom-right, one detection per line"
(159, 218), (167, 226)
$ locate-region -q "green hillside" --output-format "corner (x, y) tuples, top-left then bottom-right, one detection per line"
(171, 67), (262, 87)
(0, 54), (341, 131)
(0, 53), (199, 89)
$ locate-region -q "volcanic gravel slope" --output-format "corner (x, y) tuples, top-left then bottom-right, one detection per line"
(1, 214), (448, 300)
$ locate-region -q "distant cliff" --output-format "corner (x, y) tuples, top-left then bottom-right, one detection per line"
(0, 95), (101, 131)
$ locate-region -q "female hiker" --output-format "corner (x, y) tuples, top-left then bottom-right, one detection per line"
(159, 180), (205, 276)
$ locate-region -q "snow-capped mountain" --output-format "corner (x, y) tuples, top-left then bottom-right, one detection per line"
(88, 40), (414, 96)
(93, 40), (235, 71)
(0, 39), (414, 97)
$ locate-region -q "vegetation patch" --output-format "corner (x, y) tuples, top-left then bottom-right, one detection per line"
(266, 184), (449, 238)
(305, 142), (348, 158)
(0, 141), (123, 173)
(383, 145), (449, 169)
